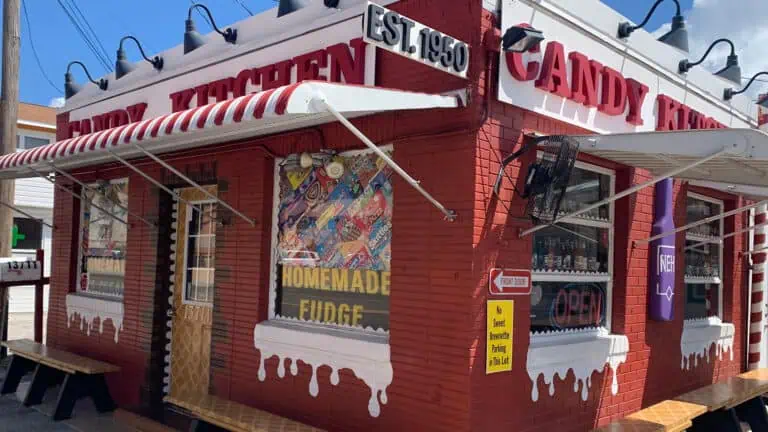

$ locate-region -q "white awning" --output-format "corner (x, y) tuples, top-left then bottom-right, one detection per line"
(0, 81), (461, 180)
(569, 128), (768, 188)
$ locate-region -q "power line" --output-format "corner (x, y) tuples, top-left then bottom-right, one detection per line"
(189, 0), (213, 30)
(232, 0), (254, 16)
(56, 0), (111, 72)
(21, 0), (62, 95)
(65, 0), (111, 66)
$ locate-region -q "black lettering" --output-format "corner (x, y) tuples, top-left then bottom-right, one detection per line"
(365, 3), (385, 42)
(440, 36), (455, 68)
(399, 17), (415, 53)
(453, 43), (469, 73)
(382, 11), (400, 46)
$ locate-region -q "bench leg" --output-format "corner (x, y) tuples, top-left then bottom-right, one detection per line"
(1, 355), (34, 395)
(690, 408), (742, 432)
(53, 373), (82, 421)
(189, 419), (221, 432)
(86, 374), (115, 413)
(23, 363), (60, 406)
(735, 397), (768, 432)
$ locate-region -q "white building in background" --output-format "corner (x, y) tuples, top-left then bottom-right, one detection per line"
(9, 102), (55, 314)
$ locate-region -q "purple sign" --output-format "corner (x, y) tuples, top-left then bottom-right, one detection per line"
(650, 179), (675, 321)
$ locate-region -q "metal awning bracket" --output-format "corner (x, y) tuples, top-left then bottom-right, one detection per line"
(519, 147), (731, 238)
(131, 143), (256, 227)
(47, 162), (157, 229)
(316, 93), (457, 222)
(0, 200), (54, 229)
(27, 166), (128, 226)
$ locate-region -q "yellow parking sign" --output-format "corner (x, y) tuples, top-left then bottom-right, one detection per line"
(486, 300), (513, 374)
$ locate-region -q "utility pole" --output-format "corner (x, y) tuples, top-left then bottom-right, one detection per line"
(0, 0), (20, 358)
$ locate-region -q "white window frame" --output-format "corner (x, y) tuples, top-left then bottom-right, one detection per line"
(267, 145), (393, 340)
(16, 130), (52, 150)
(77, 178), (128, 300)
(684, 192), (724, 319)
(181, 199), (217, 308)
(530, 157), (616, 334)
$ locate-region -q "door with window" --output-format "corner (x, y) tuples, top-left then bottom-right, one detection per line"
(169, 186), (217, 397)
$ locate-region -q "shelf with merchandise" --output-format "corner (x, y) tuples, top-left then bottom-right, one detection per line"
(532, 270), (611, 283)
(684, 276), (721, 285)
(685, 232), (721, 244)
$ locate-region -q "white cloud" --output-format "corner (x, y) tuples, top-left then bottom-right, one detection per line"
(653, 0), (768, 99)
(48, 97), (65, 108)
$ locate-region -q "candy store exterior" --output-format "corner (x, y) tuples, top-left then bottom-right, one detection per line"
(2, 0), (767, 430)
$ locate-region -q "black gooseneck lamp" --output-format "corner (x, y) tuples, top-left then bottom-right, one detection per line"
(617, 0), (689, 52)
(723, 72), (768, 108)
(115, 36), (164, 80)
(502, 25), (545, 53)
(184, 3), (237, 54)
(64, 61), (108, 100)
(678, 38), (742, 85)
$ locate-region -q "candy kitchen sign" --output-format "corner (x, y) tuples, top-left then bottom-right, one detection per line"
(61, 18), (376, 139)
(498, 1), (754, 134)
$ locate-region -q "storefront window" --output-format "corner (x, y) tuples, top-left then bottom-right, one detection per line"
(530, 161), (614, 333)
(684, 194), (723, 319)
(79, 179), (128, 298)
(273, 148), (393, 332)
(184, 202), (217, 305)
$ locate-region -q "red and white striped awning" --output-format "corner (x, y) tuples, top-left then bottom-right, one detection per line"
(0, 81), (461, 179)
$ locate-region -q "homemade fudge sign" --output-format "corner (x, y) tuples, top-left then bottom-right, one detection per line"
(363, 2), (470, 79)
(486, 300), (513, 374)
(489, 268), (531, 296)
(279, 265), (390, 331)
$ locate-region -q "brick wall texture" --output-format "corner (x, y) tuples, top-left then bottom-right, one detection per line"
(46, 2), (749, 431)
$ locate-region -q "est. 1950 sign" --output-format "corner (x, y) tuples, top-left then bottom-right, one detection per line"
(363, 2), (470, 79)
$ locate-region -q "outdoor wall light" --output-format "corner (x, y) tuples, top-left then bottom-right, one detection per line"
(184, 3), (237, 54)
(115, 36), (164, 80)
(278, 0), (338, 17)
(617, 0), (689, 52)
(502, 25), (545, 53)
(678, 38), (742, 85)
(723, 72), (768, 108)
(64, 61), (108, 99)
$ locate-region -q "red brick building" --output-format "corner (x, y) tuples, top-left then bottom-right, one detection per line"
(2, 0), (766, 431)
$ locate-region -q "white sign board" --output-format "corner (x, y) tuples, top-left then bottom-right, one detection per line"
(497, 0), (755, 134)
(0, 258), (42, 283)
(363, 1), (469, 79)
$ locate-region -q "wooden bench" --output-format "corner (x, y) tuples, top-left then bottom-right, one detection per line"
(674, 371), (768, 431)
(0, 339), (120, 421)
(165, 391), (326, 432)
(593, 399), (706, 431)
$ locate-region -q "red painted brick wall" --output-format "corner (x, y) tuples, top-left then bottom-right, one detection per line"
(467, 11), (748, 432)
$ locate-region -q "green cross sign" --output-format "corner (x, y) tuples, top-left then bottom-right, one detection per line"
(12, 224), (25, 248)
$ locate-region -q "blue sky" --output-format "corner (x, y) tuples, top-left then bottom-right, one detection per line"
(14, 0), (694, 107)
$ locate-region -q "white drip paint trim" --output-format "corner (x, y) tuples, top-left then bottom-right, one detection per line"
(253, 321), (393, 417)
(680, 317), (735, 370)
(65, 293), (124, 343)
(527, 327), (629, 402)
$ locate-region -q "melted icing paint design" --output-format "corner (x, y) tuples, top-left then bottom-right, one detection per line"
(65, 293), (124, 343)
(680, 318), (735, 370)
(254, 322), (392, 417)
(526, 329), (629, 402)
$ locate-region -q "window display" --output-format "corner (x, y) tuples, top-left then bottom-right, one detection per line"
(530, 160), (613, 333)
(684, 194), (723, 319)
(273, 149), (393, 332)
(79, 179), (128, 298)
(184, 202), (217, 304)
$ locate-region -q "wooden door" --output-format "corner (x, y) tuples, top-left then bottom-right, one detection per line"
(169, 186), (218, 397)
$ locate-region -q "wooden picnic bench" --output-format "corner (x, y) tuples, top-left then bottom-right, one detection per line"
(593, 399), (706, 432)
(674, 369), (768, 431)
(0, 339), (120, 421)
(165, 391), (326, 432)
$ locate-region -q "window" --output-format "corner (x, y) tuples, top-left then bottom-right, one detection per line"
(272, 148), (393, 333)
(183, 202), (217, 305)
(684, 194), (723, 319)
(530, 160), (614, 333)
(79, 179), (128, 298)
(16, 135), (50, 150)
